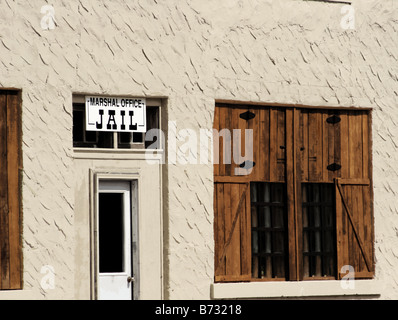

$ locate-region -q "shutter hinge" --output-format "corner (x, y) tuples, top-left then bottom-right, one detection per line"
(239, 110), (255, 121)
(326, 115), (341, 124)
(327, 163), (341, 171)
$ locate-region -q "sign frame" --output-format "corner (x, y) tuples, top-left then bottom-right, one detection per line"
(85, 95), (146, 133)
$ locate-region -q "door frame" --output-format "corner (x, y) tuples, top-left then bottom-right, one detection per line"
(90, 170), (140, 300)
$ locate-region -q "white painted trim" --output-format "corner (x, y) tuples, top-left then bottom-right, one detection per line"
(211, 280), (382, 299)
(73, 148), (164, 160)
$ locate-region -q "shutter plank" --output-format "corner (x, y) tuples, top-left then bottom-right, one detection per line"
(225, 108), (232, 176)
(301, 110), (309, 181)
(213, 105), (220, 177)
(227, 183), (241, 276)
(252, 108), (260, 180)
(294, 109), (304, 279)
(219, 107), (227, 176)
(334, 111), (341, 179)
(348, 112), (362, 178)
(285, 109), (297, 280)
(0, 94), (10, 289)
(240, 183), (251, 276)
(260, 108), (270, 181)
(248, 109), (264, 180)
(335, 179), (343, 279)
(322, 112), (329, 181)
(308, 111), (322, 181)
(224, 183), (232, 274)
(269, 108), (278, 181)
(214, 183), (225, 277)
(7, 93), (21, 289)
(239, 107), (249, 177)
(362, 184), (374, 273)
(362, 112), (369, 179)
(327, 111), (336, 181)
(340, 112), (349, 179)
(230, 107), (239, 177)
(277, 109), (285, 182)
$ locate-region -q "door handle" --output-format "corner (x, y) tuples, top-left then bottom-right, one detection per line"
(127, 276), (135, 283)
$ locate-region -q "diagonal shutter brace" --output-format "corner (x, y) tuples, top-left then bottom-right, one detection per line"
(335, 178), (372, 272)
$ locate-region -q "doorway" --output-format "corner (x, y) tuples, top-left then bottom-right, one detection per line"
(96, 180), (138, 300)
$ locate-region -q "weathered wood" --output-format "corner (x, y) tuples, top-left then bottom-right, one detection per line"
(214, 182), (249, 281)
(7, 93), (22, 289)
(269, 108), (278, 181)
(276, 109), (285, 182)
(213, 105), (220, 176)
(213, 104), (374, 282)
(240, 183), (251, 276)
(214, 183), (225, 277)
(0, 93), (9, 289)
(227, 183), (241, 275)
(336, 180), (372, 273)
(340, 112), (349, 179)
(285, 109), (297, 280)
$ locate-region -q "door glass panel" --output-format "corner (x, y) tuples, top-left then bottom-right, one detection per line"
(99, 193), (124, 273)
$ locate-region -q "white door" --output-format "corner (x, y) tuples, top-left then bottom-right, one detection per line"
(97, 180), (135, 300)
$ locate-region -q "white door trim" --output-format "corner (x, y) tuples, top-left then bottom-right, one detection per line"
(89, 168), (162, 300)
(97, 180), (131, 300)
(90, 172), (141, 300)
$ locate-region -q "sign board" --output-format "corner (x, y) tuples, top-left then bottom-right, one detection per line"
(85, 96), (146, 132)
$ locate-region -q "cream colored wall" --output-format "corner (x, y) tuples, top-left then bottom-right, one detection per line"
(0, 0), (397, 299)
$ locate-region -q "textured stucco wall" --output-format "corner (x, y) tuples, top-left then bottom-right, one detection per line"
(0, 0), (397, 299)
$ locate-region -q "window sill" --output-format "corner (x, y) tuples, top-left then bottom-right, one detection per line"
(73, 147), (164, 160)
(211, 279), (381, 299)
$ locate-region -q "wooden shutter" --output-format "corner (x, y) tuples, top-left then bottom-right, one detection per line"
(214, 182), (251, 282)
(297, 109), (344, 183)
(213, 105), (286, 182)
(297, 109), (374, 279)
(0, 90), (22, 289)
(334, 111), (374, 279)
(335, 178), (374, 278)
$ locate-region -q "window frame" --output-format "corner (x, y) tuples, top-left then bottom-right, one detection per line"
(213, 101), (374, 283)
(72, 95), (162, 151)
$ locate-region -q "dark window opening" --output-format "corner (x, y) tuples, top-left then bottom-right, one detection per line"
(302, 183), (336, 278)
(251, 182), (288, 279)
(72, 103), (113, 148)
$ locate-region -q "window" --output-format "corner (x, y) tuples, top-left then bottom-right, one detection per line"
(213, 104), (374, 282)
(0, 90), (22, 290)
(72, 97), (160, 149)
(302, 183), (336, 279)
(251, 182), (288, 279)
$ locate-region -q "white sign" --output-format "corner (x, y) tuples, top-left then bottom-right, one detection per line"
(85, 96), (146, 132)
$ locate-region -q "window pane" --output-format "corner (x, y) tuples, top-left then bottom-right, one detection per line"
(99, 193), (124, 273)
(251, 182), (287, 279)
(302, 183), (336, 278)
(73, 109), (84, 144)
(85, 130), (97, 143)
(145, 107), (160, 149)
(97, 132), (114, 148)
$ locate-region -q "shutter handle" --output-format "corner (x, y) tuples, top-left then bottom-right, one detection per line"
(127, 276), (135, 283)
(327, 163), (341, 171)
